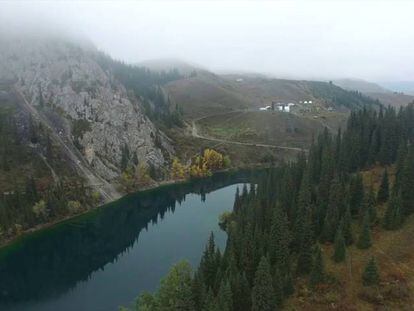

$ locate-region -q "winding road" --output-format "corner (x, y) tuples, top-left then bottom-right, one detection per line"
(190, 111), (307, 152)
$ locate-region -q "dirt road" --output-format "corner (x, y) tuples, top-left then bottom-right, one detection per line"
(190, 111), (306, 152)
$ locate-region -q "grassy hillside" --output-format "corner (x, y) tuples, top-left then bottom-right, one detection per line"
(166, 73), (251, 119)
(197, 111), (339, 148)
(333, 78), (414, 108)
(366, 92), (414, 108)
(333, 78), (390, 94)
(167, 73), (381, 120)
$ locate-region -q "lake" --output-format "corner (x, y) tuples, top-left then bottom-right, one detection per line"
(0, 170), (257, 311)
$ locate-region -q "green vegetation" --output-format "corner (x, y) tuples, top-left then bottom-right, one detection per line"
(309, 81), (381, 110)
(0, 89), (96, 244)
(362, 257), (380, 286)
(197, 111), (327, 148)
(136, 260), (195, 310)
(95, 53), (184, 127)
(127, 103), (414, 310)
(71, 119), (91, 149)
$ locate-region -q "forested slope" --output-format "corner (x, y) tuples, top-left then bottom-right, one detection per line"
(133, 103), (414, 310)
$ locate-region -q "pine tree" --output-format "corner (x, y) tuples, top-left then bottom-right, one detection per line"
(377, 169), (389, 203)
(332, 224), (346, 262)
(342, 205), (354, 245)
(362, 257), (380, 286)
(400, 148), (414, 215)
(202, 289), (220, 311)
(283, 269), (295, 297)
(296, 217), (314, 275)
(349, 174), (364, 216)
(309, 244), (325, 287)
(252, 256), (276, 311)
(269, 206), (290, 268)
(192, 272), (206, 310)
(321, 178), (343, 242)
(230, 272), (251, 311)
(383, 193), (403, 230)
(217, 279), (233, 311)
(357, 212), (372, 249)
(272, 267), (284, 306)
(364, 186), (377, 224)
(199, 232), (220, 290)
(393, 141), (407, 193)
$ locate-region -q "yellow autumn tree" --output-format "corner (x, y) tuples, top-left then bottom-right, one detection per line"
(135, 162), (152, 186)
(203, 148), (224, 170)
(170, 158), (187, 180)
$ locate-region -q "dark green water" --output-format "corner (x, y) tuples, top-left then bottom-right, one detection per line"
(0, 170), (256, 311)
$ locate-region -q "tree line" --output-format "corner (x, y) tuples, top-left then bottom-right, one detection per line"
(95, 53), (184, 127)
(130, 103), (414, 310)
(0, 105), (97, 242)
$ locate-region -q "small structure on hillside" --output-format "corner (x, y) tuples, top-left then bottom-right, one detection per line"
(275, 102), (295, 112)
(259, 105), (271, 111)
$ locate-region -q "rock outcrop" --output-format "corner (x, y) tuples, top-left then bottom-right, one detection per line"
(0, 36), (172, 182)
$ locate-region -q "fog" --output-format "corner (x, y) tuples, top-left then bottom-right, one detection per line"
(1, 1), (414, 82)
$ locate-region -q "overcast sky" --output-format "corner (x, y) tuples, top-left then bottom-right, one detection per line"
(1, 1), (414, 82)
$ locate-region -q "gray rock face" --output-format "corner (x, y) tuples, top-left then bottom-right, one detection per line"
(0, 36), (172, 181)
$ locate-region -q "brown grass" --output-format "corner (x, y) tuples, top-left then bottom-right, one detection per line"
(287, 166), (414, 310)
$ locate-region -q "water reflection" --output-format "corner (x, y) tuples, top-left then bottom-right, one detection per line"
(0, 169), (261, 310)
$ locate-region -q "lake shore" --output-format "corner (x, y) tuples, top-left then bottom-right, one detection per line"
(0, 165), (268, 250)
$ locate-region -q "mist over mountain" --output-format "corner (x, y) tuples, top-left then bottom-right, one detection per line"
(1, 1), (414, 83)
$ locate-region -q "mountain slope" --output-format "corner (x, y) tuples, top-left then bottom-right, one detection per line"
(333, 78), (414, 108)
(0, 36), (173, 186)
(333, 78), (390, 94)
(167, 73), (381, 120)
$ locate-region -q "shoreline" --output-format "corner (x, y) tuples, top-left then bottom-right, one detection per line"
(0, 165), (269, 250)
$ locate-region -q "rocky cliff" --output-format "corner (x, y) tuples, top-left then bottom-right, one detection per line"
(0, 36), (173, 184)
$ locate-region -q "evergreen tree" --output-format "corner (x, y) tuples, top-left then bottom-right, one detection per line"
(230, 272), (251, 311)
(400, 148), (414, 215)
(217, 279), (233, 311)
(393, 141), (407, 192)
(321, 178), (343, 242)
(191, 272), (206, 310)
(283, 269), (295, 297)
(332, 224), (346, 262)
(377, 169), (389, 203)
(383, 193), (403, 230)
(362, 257), (380, 286)
(349, 174), (364, 216)
(202, 289), (220, 311)
(252, 257), (276, 311)
(342, 205), (354, 245)
(309, 245), (325, 287)
(296, 217), (314, 275)
(357, 212), (372, 249)
(363, 186), (377, 224)
(269, 206), (290, 268)
(199, 232), (220, 290)
(272, 267), (284, 306)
